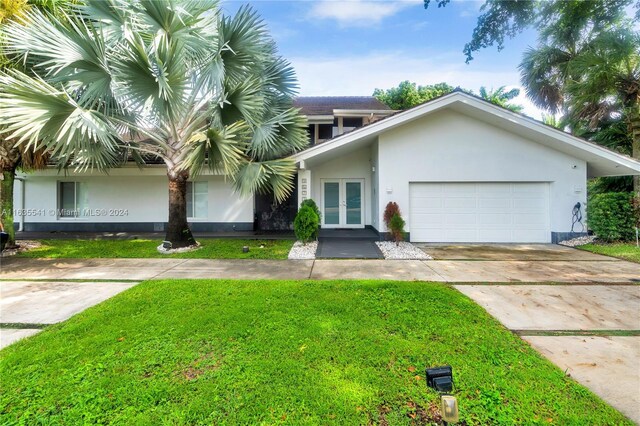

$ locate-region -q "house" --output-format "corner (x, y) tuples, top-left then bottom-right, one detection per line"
(294, 96), (394, 145)
(254, 96), (394, 230)
(13, 91), (640, 243)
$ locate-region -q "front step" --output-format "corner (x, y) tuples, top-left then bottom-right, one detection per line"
(318, 228), (379, 241)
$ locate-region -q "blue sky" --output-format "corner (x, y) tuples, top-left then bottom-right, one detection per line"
(221, 1), (542, 117)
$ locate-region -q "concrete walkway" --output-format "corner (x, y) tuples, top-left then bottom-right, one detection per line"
(0, 280), (137, 349)
(1, 256), (639, 282)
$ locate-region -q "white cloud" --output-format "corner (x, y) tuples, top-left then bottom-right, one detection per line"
(309, 0), (421, 27)
(290, 51), (544, 118)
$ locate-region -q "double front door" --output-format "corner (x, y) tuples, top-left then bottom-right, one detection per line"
(321, 179), (364, 228)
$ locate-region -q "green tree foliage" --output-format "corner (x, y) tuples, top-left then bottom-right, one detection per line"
(373, 81), (455, 110)
(0, 0), (308, 248)
(478, 86), (523, 113)
(374, 81), (523, 112)
(424, 0), (640, 195)
(300, 198), (321, 238)
(293, 205), (319, 244)
(0, 0), (70, 247)
(587, 192), (636, 241)
(389, 213), (406, 246)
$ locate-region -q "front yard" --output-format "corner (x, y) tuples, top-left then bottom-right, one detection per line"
(15, 239), (293, 259)
(0, 279), (629, 425)
(578, 243), (640, 264)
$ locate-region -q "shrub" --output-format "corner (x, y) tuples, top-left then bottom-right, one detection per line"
(389, 213), (406, 246)
(587, 192), (636, 242)
(299, 199), (321, 239)
(300, 198), (321, 222)
(383, 202), (400, 228)
(293, 205), (319, 244)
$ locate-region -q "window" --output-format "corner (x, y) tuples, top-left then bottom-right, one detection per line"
(187, 181), (208, 218)
(58, 182), (88, 218)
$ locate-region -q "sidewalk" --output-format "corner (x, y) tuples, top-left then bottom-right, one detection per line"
(1, 257), (639, 282)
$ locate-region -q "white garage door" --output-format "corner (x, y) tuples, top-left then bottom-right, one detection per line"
(409, 182), (550, 243)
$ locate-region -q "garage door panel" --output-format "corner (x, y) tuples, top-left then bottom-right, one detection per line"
(479, 198), (511, 209)
(478, 230), (512, 240)
(444, 198), (477, 208)
(410, 182), (550, 243)
(478, 213), (512, 225)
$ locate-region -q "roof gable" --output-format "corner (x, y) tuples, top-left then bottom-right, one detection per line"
(293, 91), (640, 177)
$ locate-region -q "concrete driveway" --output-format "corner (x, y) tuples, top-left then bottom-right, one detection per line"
(456, 284), (640, 423)
(0, 280), (137, 349)
(418, 243), (616, 261)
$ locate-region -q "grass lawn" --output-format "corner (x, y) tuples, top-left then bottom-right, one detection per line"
(0, 280), (629, 425)
(579, 243), (640, 263)
(17, 239), (293, 259)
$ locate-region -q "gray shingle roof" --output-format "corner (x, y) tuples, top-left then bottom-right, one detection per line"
(293, 96), (391, 116)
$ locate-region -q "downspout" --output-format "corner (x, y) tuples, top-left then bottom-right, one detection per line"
(16, 176), (25, 232)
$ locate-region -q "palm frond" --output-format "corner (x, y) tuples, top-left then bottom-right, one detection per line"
(184, 120), (248, 177)
(0, 69), (121, 171)
(233, 157), (296, 203)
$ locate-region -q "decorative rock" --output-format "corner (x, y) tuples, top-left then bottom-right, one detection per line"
(288, 241), (318, 259)
(558, 235), (596, 247)
(375, 241), (432, 260)
(156, 243), (201, 254)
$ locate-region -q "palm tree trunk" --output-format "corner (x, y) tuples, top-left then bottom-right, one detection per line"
(629, 108), (640, 196)
(166, 169), (196, 248)
(0, 165), (17, 248)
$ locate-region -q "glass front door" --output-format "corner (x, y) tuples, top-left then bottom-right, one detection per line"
(322, 179), (364, 228)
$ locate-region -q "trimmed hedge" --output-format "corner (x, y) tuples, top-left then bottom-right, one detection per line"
(587, 192), (636, 242)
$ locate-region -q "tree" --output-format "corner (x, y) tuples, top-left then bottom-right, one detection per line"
(424, 0), (636, 63)
(373, 81), (523, 112)
(425, 0), (640, 194)
(518, 5), (639, 194)
(373, 81), (455, 110)
(0, 0), (308, 248)
(0, 0), (68, 248)
(478, 86), (523, 113)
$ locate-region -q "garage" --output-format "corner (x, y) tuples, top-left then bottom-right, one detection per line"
(409, 182), (551, 243)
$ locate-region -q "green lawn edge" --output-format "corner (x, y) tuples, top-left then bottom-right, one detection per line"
(578, 243), (640, 264)
(0, 279), (630, 425)
(16, 239), (294, 259)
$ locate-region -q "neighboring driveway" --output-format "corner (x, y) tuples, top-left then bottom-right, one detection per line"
(0, 280), (137, 349)
(455, 283), (640, 423)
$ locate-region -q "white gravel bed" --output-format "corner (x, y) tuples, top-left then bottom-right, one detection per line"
(157, 242), (202, 254)
(375, 241), (432, 260)
(288, 241), (318, 259)
(558, 235), (596, 247)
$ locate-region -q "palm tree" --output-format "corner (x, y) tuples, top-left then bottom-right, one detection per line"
(0, 0), (69, 248)
(0, 0), (308, 248)
(478, 86), (524, 113)
(519, 2), (639, 193)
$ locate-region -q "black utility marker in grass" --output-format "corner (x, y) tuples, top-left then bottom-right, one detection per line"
(0, 280), (631, 425)
(16, 239), (294, 259)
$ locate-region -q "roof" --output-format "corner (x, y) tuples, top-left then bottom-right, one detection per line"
(293, 91), (640, 178)
(293, 96), (391, 116)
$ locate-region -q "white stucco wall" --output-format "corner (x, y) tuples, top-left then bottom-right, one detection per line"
(15, 167), (253, 227)
(370, 143), (380, 230)
(377, 109), (587, 235)
(309, 147), (373, 226)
